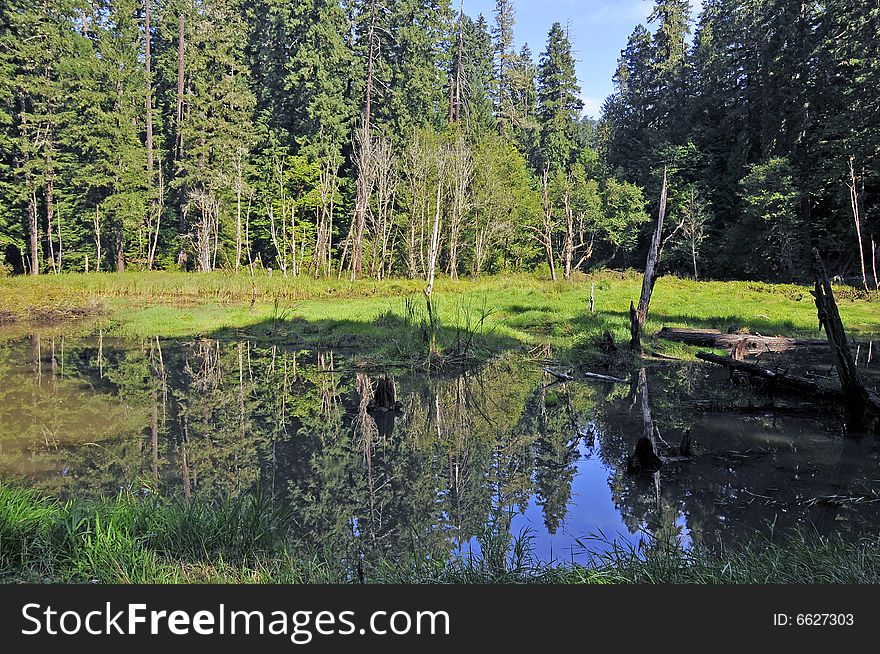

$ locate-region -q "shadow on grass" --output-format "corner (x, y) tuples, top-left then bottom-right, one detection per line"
(204, 307), (524, 370)
(593, 309), (817, 338)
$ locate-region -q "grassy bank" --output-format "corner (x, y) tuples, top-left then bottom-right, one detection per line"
(2, 483), (878, 584)
(2, 271), (879, 362)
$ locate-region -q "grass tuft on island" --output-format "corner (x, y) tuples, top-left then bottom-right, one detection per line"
(2, 483), (878, 584)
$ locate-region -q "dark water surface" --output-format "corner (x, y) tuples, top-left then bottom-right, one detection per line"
(2, 333), (879, 562)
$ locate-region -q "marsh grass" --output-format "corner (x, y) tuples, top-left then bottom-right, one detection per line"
(2, 270), (879, 365)
(584, 530), (880, 584)
(3, 483), (878, 584)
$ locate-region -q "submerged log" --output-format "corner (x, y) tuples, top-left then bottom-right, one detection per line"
(657, 327), (826, 357)
(695, 351), (842, 400)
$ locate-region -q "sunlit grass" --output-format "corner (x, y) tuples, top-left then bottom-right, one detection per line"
(2, 271), (878, 360)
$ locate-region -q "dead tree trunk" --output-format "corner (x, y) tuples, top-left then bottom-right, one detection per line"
(28, 188), (39, 275)
(629, 301), (640, 351)
(812, 248), (880, 427)
(848, 158), (869, 291)
(368, 376), (398, 412)
(631, 168), (674, 351)
(628, 368), (662, 474)
(872, 237), (878, 291)
(636, 169), (669, 326)
(540, 165), (556, 282)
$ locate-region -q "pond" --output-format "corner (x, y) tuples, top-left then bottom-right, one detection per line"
(1, 332), (879, 564)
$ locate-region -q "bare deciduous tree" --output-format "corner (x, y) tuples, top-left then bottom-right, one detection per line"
(445, 133), (472, 280)
(539, 165), (557, 282)
(312, 153), (340, 278)
(848, 157), (868, 291)
(369, 136), (398, 279)
(402, 130), (434, 279)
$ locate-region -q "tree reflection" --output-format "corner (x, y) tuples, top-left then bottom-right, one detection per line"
(1, 335), (878, 562)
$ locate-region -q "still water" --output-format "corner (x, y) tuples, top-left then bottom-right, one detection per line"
(1, 333), (879, 562)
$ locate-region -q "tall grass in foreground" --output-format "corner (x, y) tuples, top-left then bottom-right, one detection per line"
(2, 483), (879, 584)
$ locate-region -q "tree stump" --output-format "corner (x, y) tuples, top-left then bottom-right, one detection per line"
(629, 300), (641, 352)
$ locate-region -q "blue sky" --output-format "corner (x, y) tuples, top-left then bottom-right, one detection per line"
(461, 0), (661, 118)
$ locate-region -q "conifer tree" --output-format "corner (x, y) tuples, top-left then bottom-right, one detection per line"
(535, 22), (583, 173)
(491, 0), (516, 136)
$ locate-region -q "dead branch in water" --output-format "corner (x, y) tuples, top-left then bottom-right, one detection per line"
(541, 367), (628, 385)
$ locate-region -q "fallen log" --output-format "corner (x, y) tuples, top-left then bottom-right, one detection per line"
(695, 351), (842, 400)
(657, 327), (826, 356)
(541, 367), (573, 381)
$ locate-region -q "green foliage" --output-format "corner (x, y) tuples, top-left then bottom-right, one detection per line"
(603, 0), (879, 280)
(535, 22), (583, 172)
(737, 157), (802, 280)
(470, 135), (542, 273)
(65, 0), (148, 271)
(600, 178), (650, 256)
(1, 0), (875, 284)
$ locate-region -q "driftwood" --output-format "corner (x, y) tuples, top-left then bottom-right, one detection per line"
(584, 371), (629, 384)
(542, 367), (575, 382)
(811, 249), (880, 425)
(657, 327), (826, 357)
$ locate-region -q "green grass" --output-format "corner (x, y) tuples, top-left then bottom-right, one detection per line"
(2, 270), (879, 362)
(2, 483), (877, 584)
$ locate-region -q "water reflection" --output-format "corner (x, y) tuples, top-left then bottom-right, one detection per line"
(1, 334), (879, 563)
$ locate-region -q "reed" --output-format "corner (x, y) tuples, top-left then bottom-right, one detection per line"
(3, 483), (879, 584)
